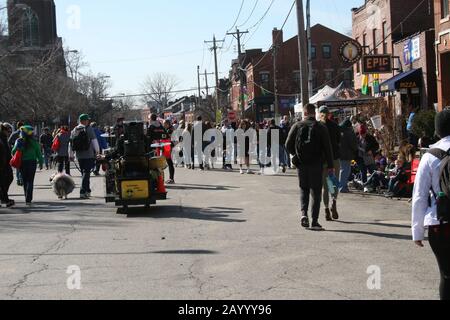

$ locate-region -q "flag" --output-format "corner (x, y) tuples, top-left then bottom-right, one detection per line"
(372, 74), (380, 95)
(361, 75), (369, 95)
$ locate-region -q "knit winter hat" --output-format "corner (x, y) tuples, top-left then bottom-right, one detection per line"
(435, 109), (450, 138)
(20, 125), (34, 136)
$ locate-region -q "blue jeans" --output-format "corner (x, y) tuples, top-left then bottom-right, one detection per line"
(43, 147), (52, 168)
(339, 160), (352, 192)
(78, 158), (95, 195)
(357, 159), (376, 184)
(279, 145), (288, 167)
(20, 160), (37, 203)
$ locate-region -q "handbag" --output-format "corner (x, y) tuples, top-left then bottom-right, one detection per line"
(10, 150), (23, 169)
(51, 136), (60, 152)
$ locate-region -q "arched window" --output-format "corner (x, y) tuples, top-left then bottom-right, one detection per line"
(22, 8), (39, 47)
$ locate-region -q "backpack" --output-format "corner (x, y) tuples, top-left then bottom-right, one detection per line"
(71, 127), (90, 152)
(295, 120), (322, 165)
(428, 148), (450, 223)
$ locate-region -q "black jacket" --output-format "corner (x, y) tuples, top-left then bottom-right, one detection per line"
(324, 119), (341, 160)
(339, 126), (358, 161)
(285, 117), (334, 169)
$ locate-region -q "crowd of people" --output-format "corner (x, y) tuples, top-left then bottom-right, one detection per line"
(1, 106), (450, 300)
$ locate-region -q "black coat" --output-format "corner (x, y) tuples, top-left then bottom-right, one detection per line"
(339, 126), (358, 160)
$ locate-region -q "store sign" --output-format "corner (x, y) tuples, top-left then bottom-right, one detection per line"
(399, 81), (418, 89)
(362, 55), (393, 74)
(339, 40), (363, 64)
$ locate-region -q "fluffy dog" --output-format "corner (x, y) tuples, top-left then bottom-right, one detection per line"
(51, 173), (75, 200)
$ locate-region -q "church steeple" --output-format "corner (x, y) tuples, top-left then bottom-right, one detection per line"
(7, 0), (58, 48)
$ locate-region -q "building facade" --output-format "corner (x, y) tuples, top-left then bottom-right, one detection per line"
(6, 0), (65, 73)
(352, 0), (434, 94)
(435, 0), (450, 111)
(230, 24), (353, 122)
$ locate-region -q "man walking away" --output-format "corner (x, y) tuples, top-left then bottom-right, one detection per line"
(70, 114), (99, 199)
(319, 106), (341, 221)
(39, 127), (53, 170)
(339, 118), (358, 193)
(412, 108), (450, 300)
(286, 104), (334, 231)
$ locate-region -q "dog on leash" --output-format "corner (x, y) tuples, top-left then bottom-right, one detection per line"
(50, 173), (75, 200)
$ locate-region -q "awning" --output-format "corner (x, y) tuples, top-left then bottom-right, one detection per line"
(380, 68), (422, 92)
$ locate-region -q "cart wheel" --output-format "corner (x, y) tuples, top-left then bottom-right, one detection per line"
(117, 206), (128, 215)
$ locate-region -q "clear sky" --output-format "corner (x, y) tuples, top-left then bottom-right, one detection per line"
(1, 0), (363, 99)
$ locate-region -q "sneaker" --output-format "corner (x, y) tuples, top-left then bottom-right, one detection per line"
(301, 216), (310, 229)
(310, 222), (325, 231)
(282, 166), (287, 173)
(240, 169), (244, 174)
(166, 179), (175, 184)
(331, 200), (339, 220)
(325, 208), (333, 221)
(80, 194), (89, 199)
(259, 168), (265, 175)
(26, 202), (32, 207)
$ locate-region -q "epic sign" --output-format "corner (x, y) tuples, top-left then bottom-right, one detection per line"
(362, 55), (393, 74)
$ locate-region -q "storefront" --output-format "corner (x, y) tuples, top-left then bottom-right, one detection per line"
(379, 68), (423, 110)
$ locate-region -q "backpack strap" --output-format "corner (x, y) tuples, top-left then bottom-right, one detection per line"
(428, 148), (448, 161)
(427, 148), (450, 199)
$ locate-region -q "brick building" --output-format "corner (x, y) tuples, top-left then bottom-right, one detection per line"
(383, 30), (437, 111)
(435, 0), (450, 111)
(352, 0), (434, 93)
(230, 24), (353, 122)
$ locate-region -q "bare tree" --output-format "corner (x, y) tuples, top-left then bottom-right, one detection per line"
(65, 48), (89, 84)
(141, 72), (179, 114)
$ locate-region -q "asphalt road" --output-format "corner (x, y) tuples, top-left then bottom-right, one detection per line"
(0, 165), (439, 300)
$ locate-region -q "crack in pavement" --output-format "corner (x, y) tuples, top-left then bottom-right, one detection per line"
(7, 222), (78, 299)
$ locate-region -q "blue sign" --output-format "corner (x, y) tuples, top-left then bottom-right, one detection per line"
(404, 40), (412, 65)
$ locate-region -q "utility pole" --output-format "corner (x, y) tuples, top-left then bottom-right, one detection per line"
(205, 35), (224, 121)
(202, 70), (214, 96)
(226, 28), (249, 56)
(227, 28), (249, 116)
(296, 0), (309, 106)
(306, 0), (313, 98)
(272, 45), (279, 121)
(197, 66), (201, 109)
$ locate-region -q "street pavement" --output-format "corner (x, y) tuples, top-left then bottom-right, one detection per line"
(0, 164), (439, 300)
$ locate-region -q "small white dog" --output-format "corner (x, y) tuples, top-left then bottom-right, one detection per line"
(51, 173), (75, 200)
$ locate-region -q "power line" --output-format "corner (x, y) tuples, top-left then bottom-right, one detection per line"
(227, 0), (246, 32)
(313, 0), (428, 91)
(91, 49), (204, 64)
(247, 1), (295, 71)
(237, 0), (259, 28)
(105, 86), (217, 99)
(248, 0), (275, 30)
(243, 0), (429, 99)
